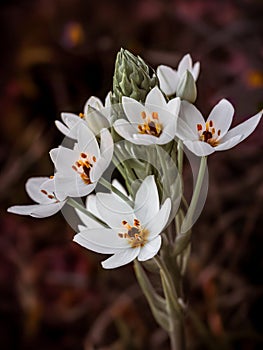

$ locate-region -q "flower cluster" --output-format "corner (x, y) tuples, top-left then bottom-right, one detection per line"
(8, 49), (262, 271)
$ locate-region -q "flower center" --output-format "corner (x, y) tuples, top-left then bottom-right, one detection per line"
(138, 111), (162, 137)
(197, 120), (221, 147)
(118, 219), (149, 248)
(72, 152), (96, 184)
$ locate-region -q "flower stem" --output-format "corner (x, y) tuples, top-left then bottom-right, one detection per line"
(66, 198), (108, 227)
(177, 140), (184, 176)
(181, 156), (207, 234)
(98, 177), (134, 207)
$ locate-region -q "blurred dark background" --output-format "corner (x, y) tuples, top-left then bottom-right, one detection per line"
(1, 0), (263, 349)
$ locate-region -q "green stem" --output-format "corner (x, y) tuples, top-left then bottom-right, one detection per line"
(99, 177), (134, 207)
(66, 198), (108, 227)
(181, 156), (207, 234)
(153, 256), (181, 314)
(177, 140), (184, 176)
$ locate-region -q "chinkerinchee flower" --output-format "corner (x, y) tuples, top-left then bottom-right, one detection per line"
(55, 93), (111, 138)
(113, 86), (180, 145)
(50, 125), (113, 200)
(177, 99), (262, 156)
(157, 54), (200, 96)
(73, 175), (171, 269)
(7, 177), (66, 217)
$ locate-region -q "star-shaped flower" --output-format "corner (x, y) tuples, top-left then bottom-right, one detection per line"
(73, 176), (171, 269)
(7, 177), (66, 218)
(177, 99), (262, 156)
(113, 86), (180, 145)
(157, 54), (200, 96)
(55, 93), (111, 138)
(50, 125), (113, 199)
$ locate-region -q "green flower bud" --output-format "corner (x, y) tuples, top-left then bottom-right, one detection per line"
(111, 48), (158, 104)
(176, 70), (197, 103)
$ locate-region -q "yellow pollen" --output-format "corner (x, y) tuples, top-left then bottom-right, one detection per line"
(118, 218), (149, 248)
(79, 113), (85, 119)
(197, 120), (221, 147)
(138, 111), (162, 137)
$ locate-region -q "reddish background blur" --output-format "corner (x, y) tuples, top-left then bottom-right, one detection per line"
(1, 0), (263, 349)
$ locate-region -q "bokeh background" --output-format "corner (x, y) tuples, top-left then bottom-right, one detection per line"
(1, 0), (263, 349)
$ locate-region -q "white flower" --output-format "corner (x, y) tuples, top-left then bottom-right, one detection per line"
(50, 124), (113, 200)
(7, 177), (65, 218)
(113, 86), (180, 145)
(157, 54), (200, 96)
(55, 93), (111, 138)
(177, 99), (262, 156)
(73, 175), (171, 269)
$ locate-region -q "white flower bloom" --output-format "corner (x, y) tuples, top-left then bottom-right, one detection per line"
(50, 125), (113, 200)
(55, 92), (111, 138)
(177, 99), (262, 157)
(113, 86), (180, 145)
(7, 177), (65, 218)
(157, 54), (200, 96)
(73, 175), (171, 269)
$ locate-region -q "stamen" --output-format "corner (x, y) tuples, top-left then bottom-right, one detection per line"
(92, 156), (97, 162)
(41, 189), (48, 195)
(79, 113), (85, 119)
(198, 119), (220, 147)
(152, 112), (158, 119)
(48, 195), (54, 199)
(81, 153), (87, 158)
(141, 111), (146, 119)
(118, 218), (149, 248)
(138, 110), (162, 137)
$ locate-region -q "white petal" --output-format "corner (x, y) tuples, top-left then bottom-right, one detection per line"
(146, 198), (171, 239)
(90, 128), (113, 182)
(77, 124), (100, 158)
(25, 177), (52, 204)
(157, 65), (178, 96)
(145, 86), (167, 109)
(113, 119), (138, 140)
(167, 97), (181, 117)
(84, 96), (104, 113)
(54, 175), (96, 200)
(102, 248), (140, 269)
(220, 110), (262, 143)
(138, 236), (162, 261)
(50, 146), (77, 172)
(178, 101), (205, 139)
(7, 202), (64, 218)
(96, 193), (135, 228)
(112, 179), (128, 196)
(132, 134), (159, 145)
(178, 54), (192, 76)
(73, 233), (117, 254)
(122, 97), (146, 124)
(183, 140), (215, 156)
(157, 120), (177, 144)
(214, 135), (243, 151)
(76, 194), (103, 227)
(74, 227), (129, 250)
(55, 120), (71, 137)
(134, 176), (159, 225)
(192, 61), (200, 81)
(207, 99), (234, 138)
